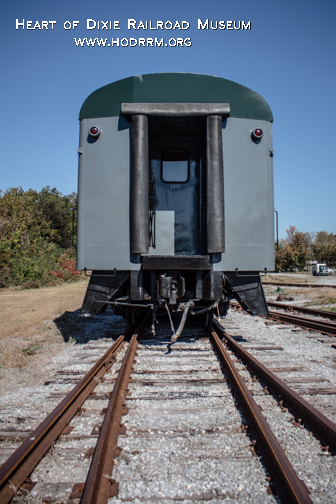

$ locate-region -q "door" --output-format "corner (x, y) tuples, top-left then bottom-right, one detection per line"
(148, 116), (206, 256)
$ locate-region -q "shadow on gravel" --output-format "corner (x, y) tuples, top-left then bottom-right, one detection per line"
(138, 314), (207, 354)
(54, 308), (208, 347)
(53, 308), (127, 345)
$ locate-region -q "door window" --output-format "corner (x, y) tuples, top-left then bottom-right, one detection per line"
(161, 150), (189, 183)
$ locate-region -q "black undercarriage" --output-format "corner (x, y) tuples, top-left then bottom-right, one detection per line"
(81, 263), (269, 325)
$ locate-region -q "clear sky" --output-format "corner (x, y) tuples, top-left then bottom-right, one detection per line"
(1, 0), (335, 239)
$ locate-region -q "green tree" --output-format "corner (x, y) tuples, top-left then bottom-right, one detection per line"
(35, 187), (77, 249)
(274, 240), (284, 271)
(312, 231), (336, 267)
(0, 187), (77, 288)
(281, 226), (312, 272)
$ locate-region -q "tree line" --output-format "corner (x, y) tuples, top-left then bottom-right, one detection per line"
(275, 226), (336, 272)
(0, 187), (78, 288)
(1, 187), (335, 287)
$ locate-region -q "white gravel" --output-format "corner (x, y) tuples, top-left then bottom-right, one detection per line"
(2, 306), (336, 503)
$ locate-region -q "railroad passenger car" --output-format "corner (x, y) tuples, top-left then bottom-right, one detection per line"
(77, 73), (274, 326)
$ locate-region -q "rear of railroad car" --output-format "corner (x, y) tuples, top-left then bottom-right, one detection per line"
(77, 73), (274, 328)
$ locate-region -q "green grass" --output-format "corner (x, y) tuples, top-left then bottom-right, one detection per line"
(320, 296), (336, 305)
(304, 297), (336, 311)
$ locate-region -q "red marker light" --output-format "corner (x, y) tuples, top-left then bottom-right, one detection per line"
(89, 126), (100, 137)
(251, 127), (263, 142)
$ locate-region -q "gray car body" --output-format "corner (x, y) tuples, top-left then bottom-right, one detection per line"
(77, 115), (274, 272)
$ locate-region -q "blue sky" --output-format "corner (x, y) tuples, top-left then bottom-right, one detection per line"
(1, 0), (335, 239)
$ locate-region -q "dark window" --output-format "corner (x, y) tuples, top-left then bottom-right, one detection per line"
(161, 150), (189, 183)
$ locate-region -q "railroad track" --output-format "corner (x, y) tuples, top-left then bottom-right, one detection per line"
(263, 281), (336, 289)
(214, 309), (336, 501)
(0, 314), (148, 504)
(267, 301), (336, 322)
(268, 310), (336, 338)
(232, 300), (336, 340)
(1, 310), (336, 503)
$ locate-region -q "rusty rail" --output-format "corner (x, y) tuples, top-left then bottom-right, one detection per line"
(213, 319), (336, 452)
(80, 311), (150, 504)
(209, 325), (313, 504)
(0, 326), (133, 504)
(263, 281), (336, 289)
(230, 300), (336, 337)
(268, 310), (336, 336)
(267, 301), (336, 322)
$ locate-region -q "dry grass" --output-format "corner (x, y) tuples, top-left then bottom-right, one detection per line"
(264, 273), (336, 286)
(304, 291), (336, 310)
(263, 273), (336, 308)
(264, 283), (336, 308)
(0, 280), (89, 370)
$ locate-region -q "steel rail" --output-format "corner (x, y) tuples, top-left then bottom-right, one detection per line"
(209, 326), (313, 504)
(0, 326), (133, 504)
(267, 301), (336, 321)
(268, 310), (336, 336)
(263, 281), (336, 289)
(80, 311), (150, 504)
(213, 319), (336, 452)
(230, 300), (336, 336)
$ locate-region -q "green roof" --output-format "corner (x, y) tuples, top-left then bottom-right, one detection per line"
(79, 73), (273, 122)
